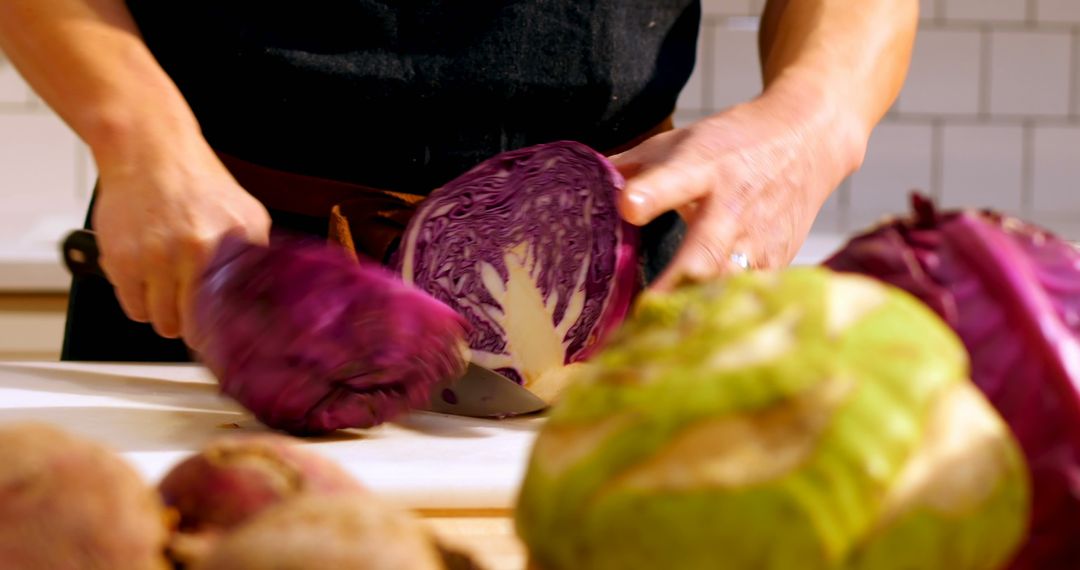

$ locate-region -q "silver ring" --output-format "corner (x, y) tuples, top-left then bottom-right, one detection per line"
(730, 251), (750, 270)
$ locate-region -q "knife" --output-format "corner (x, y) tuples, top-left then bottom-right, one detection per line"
(427, 362), (547, 418)
(60, 229), (549, 419)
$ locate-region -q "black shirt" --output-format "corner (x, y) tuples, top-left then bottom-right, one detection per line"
(63, 1), (700, 362)
(125, 1), (701, 194)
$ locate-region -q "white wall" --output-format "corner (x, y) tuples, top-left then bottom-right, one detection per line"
(689, 0), (1080, 237)
(0, 51), (94, 291)
(1, 0), (1078, 290)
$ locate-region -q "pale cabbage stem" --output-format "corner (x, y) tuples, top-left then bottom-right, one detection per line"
(473, 242), (590, 387)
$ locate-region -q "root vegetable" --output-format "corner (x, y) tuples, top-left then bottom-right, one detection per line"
(515, 268), (1030, 570)
(197, 494), (444, 570)
(0, 422), (169, 570)
(158, 434), (366, 564)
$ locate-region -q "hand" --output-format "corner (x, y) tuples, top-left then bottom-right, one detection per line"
(612, 81), (867, 290)
(91, 136), (270, 342)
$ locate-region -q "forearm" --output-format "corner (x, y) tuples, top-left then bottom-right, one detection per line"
(757, 0), (918, 168)
(0, 0), (203, 165)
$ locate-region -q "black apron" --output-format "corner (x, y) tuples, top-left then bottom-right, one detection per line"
(62, 0), (700, 361)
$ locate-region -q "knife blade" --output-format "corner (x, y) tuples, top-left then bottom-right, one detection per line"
(60, 229), (549, 420)
(427, 362), (548, 418)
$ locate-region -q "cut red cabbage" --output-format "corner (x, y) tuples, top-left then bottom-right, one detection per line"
(193, 235), (469, 435)
(824, 194), (1080, 569)
(394, 141), (640, 401)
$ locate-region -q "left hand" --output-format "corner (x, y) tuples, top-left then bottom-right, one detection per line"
(611, 82), (867, 291)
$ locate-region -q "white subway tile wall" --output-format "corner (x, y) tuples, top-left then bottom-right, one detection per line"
(989, 30), (1072, 116)
(941, 124), (1025, 210)
(944, 0), (1027, 22)
(1073, 33), (1080, 116)
(702, 0), (753, 16)
(0, 55), (31, 105)
(676, 28), (708, 112)
(808, 181), (847, 235)
(1036, 0), (1080, 24)
(681, 0), (1080, 238)
(897, 29), (981, 115)
(2, 0), (1080, 258)
(709, 24), (763, 110)
(848, 123), (935, 227)
(1032, 126), (1080, 213)
(920, 0), (940, 20)
(0, 113), (81, 213)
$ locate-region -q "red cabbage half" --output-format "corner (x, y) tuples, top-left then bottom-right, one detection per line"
(824, 194), (1080, 569)
(395, 141), (640, 401)
(193, 235), (469, 435)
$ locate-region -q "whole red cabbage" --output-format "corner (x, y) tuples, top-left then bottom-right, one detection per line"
(193, 236), (469, 435)
(824, 194), (1080, 569)
(394, 141), (640, 400)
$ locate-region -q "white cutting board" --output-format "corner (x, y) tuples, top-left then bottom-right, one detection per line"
(0, 361), (543, 511)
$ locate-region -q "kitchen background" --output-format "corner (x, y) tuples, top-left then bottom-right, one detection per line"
(1, 0), (1078, 358)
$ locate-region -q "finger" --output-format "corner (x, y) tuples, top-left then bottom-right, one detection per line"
(607, 127), (681, 171)
(112, 278), (150, 323)
(675, 199), (706, 224)
(618, 159), (714, 227)
(208, 208), (272, 258)
(145, 276), (181, 339)
(650, 207), (742, 292)
(608, 155), (646, 180)
(726, 247), (753, 273)
(178, 274), (198, 348)
(177, 254), (203, 347)
(98, 243), (154, 323)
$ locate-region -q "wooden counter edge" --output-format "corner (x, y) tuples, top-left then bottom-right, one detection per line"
(418, 509), (527, 570)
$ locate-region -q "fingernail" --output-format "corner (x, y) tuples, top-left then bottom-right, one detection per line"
(627, 191), (649, 208)
(623, 192), (652, 224)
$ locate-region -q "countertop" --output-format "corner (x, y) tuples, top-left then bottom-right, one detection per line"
(0, 361), (541, 510)
(0, 360), (533, 568)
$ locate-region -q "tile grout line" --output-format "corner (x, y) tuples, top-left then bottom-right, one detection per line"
(1071, 29), (1080, 119)
(702, 14), (759, 26)
(1020, 119), (1036, 216)
(0, 103), (26, 114)
(978, 25), (993, 120)
(886, 111), (1079, 125)
(25, 84), (43, 111)
(917, 20), (1075, 33)
(930, 119), (945, 203)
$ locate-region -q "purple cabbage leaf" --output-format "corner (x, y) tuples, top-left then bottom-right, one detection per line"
(394, 141), (640, 402)
(193, 235), (469, 435)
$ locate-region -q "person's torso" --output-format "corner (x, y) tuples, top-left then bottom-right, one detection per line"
(126, 1), (701, 193)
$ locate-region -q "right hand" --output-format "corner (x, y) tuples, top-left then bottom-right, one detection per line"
(91, 137), (271, 344)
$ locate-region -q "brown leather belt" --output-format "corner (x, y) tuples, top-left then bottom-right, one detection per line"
(216, 115), (674, 263)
